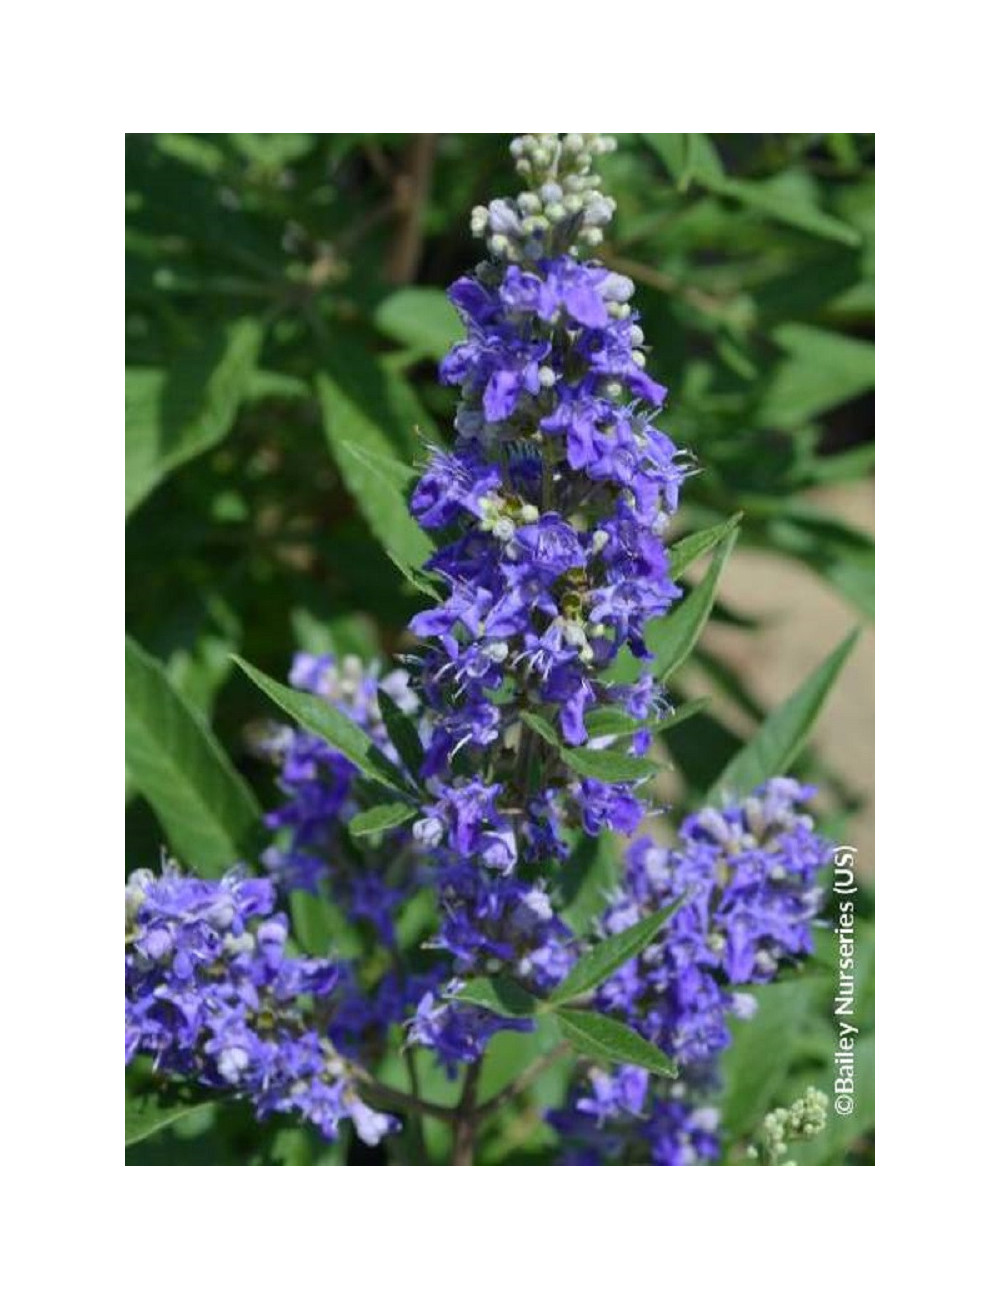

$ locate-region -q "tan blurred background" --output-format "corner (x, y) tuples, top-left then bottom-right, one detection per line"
(683, 480), (874, 878)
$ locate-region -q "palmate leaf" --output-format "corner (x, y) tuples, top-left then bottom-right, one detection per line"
(125, 635), (262, 876)
(125, 317), (263, 517)
(708, 629), (860, 802)
(550, 899), (685, 1005)
(552, 1008), (677, 1078)
(233, 657), (412, 796)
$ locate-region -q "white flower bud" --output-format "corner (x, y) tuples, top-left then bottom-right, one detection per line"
(537, 365), (557, 388)
(601, 273), (635, 303)
(539, 181), (563, 205)
(520, 503), (539, 523)
(488, 198), (521, 235)
(631, 349), (647, 368)
(591, 528), (610, 552)
(629, 324), (645, 347)
(517, 192), (541, 214)
(584, 196), (614, 225)
(413, 816), (445, 848)
(581, 227), (603, 247)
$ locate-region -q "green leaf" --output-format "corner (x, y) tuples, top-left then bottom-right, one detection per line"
(228, 133), (315, 168)
(552, 1008), (677, 1077)
(348, 801), (416, 838)
(584, 697), (709, 739)
(645, 133), (725, 191)
(450, 977), (540, 1019)
(758, 324), (875, 430)
(521, 710), (664, 780)
(245, 368), (311, 403)
(385, 548), (440, 599)
(550, 899), (685, 1005)
(561, 747), (661, 783)
(377, 689), (425, 782)
(125, 635), (261, 875)
(373, 287), (461, 360)
(519, 711), (562, 749)
(714, 176), (862, 247)
(708, 629), (860, 801)
(721, 979), (818, 1136)
(125, 1074), (214, 1147)
(553, 831), (619, 936)
(646, 136), (860, 246)
(125, 318), (263, 517)
(649, 527), (738, 681)
(669, 514), (742, 580)
(289, 889), (358, 958)
(317, 371), (433, 568)
(643, 133), (687, 181)
(233, 656), (411, 795)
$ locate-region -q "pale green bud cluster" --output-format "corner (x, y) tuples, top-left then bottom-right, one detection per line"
(470, 133), (618, 263)
(477, 492), (540, 541)
(747, 1087), (830, 1165)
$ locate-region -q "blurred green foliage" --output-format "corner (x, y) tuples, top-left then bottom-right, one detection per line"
(125, 138), (874, 1165)
(126, 133), (873, 854)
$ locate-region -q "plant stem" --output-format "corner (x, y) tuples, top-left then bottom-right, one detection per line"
(385, 134), (437, 285)
(355, 1075), (455, 1124)
(402, 1047), (429, 1164)
(473, 1042), (572, 1121)
(451, 1059), (483, 1165)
